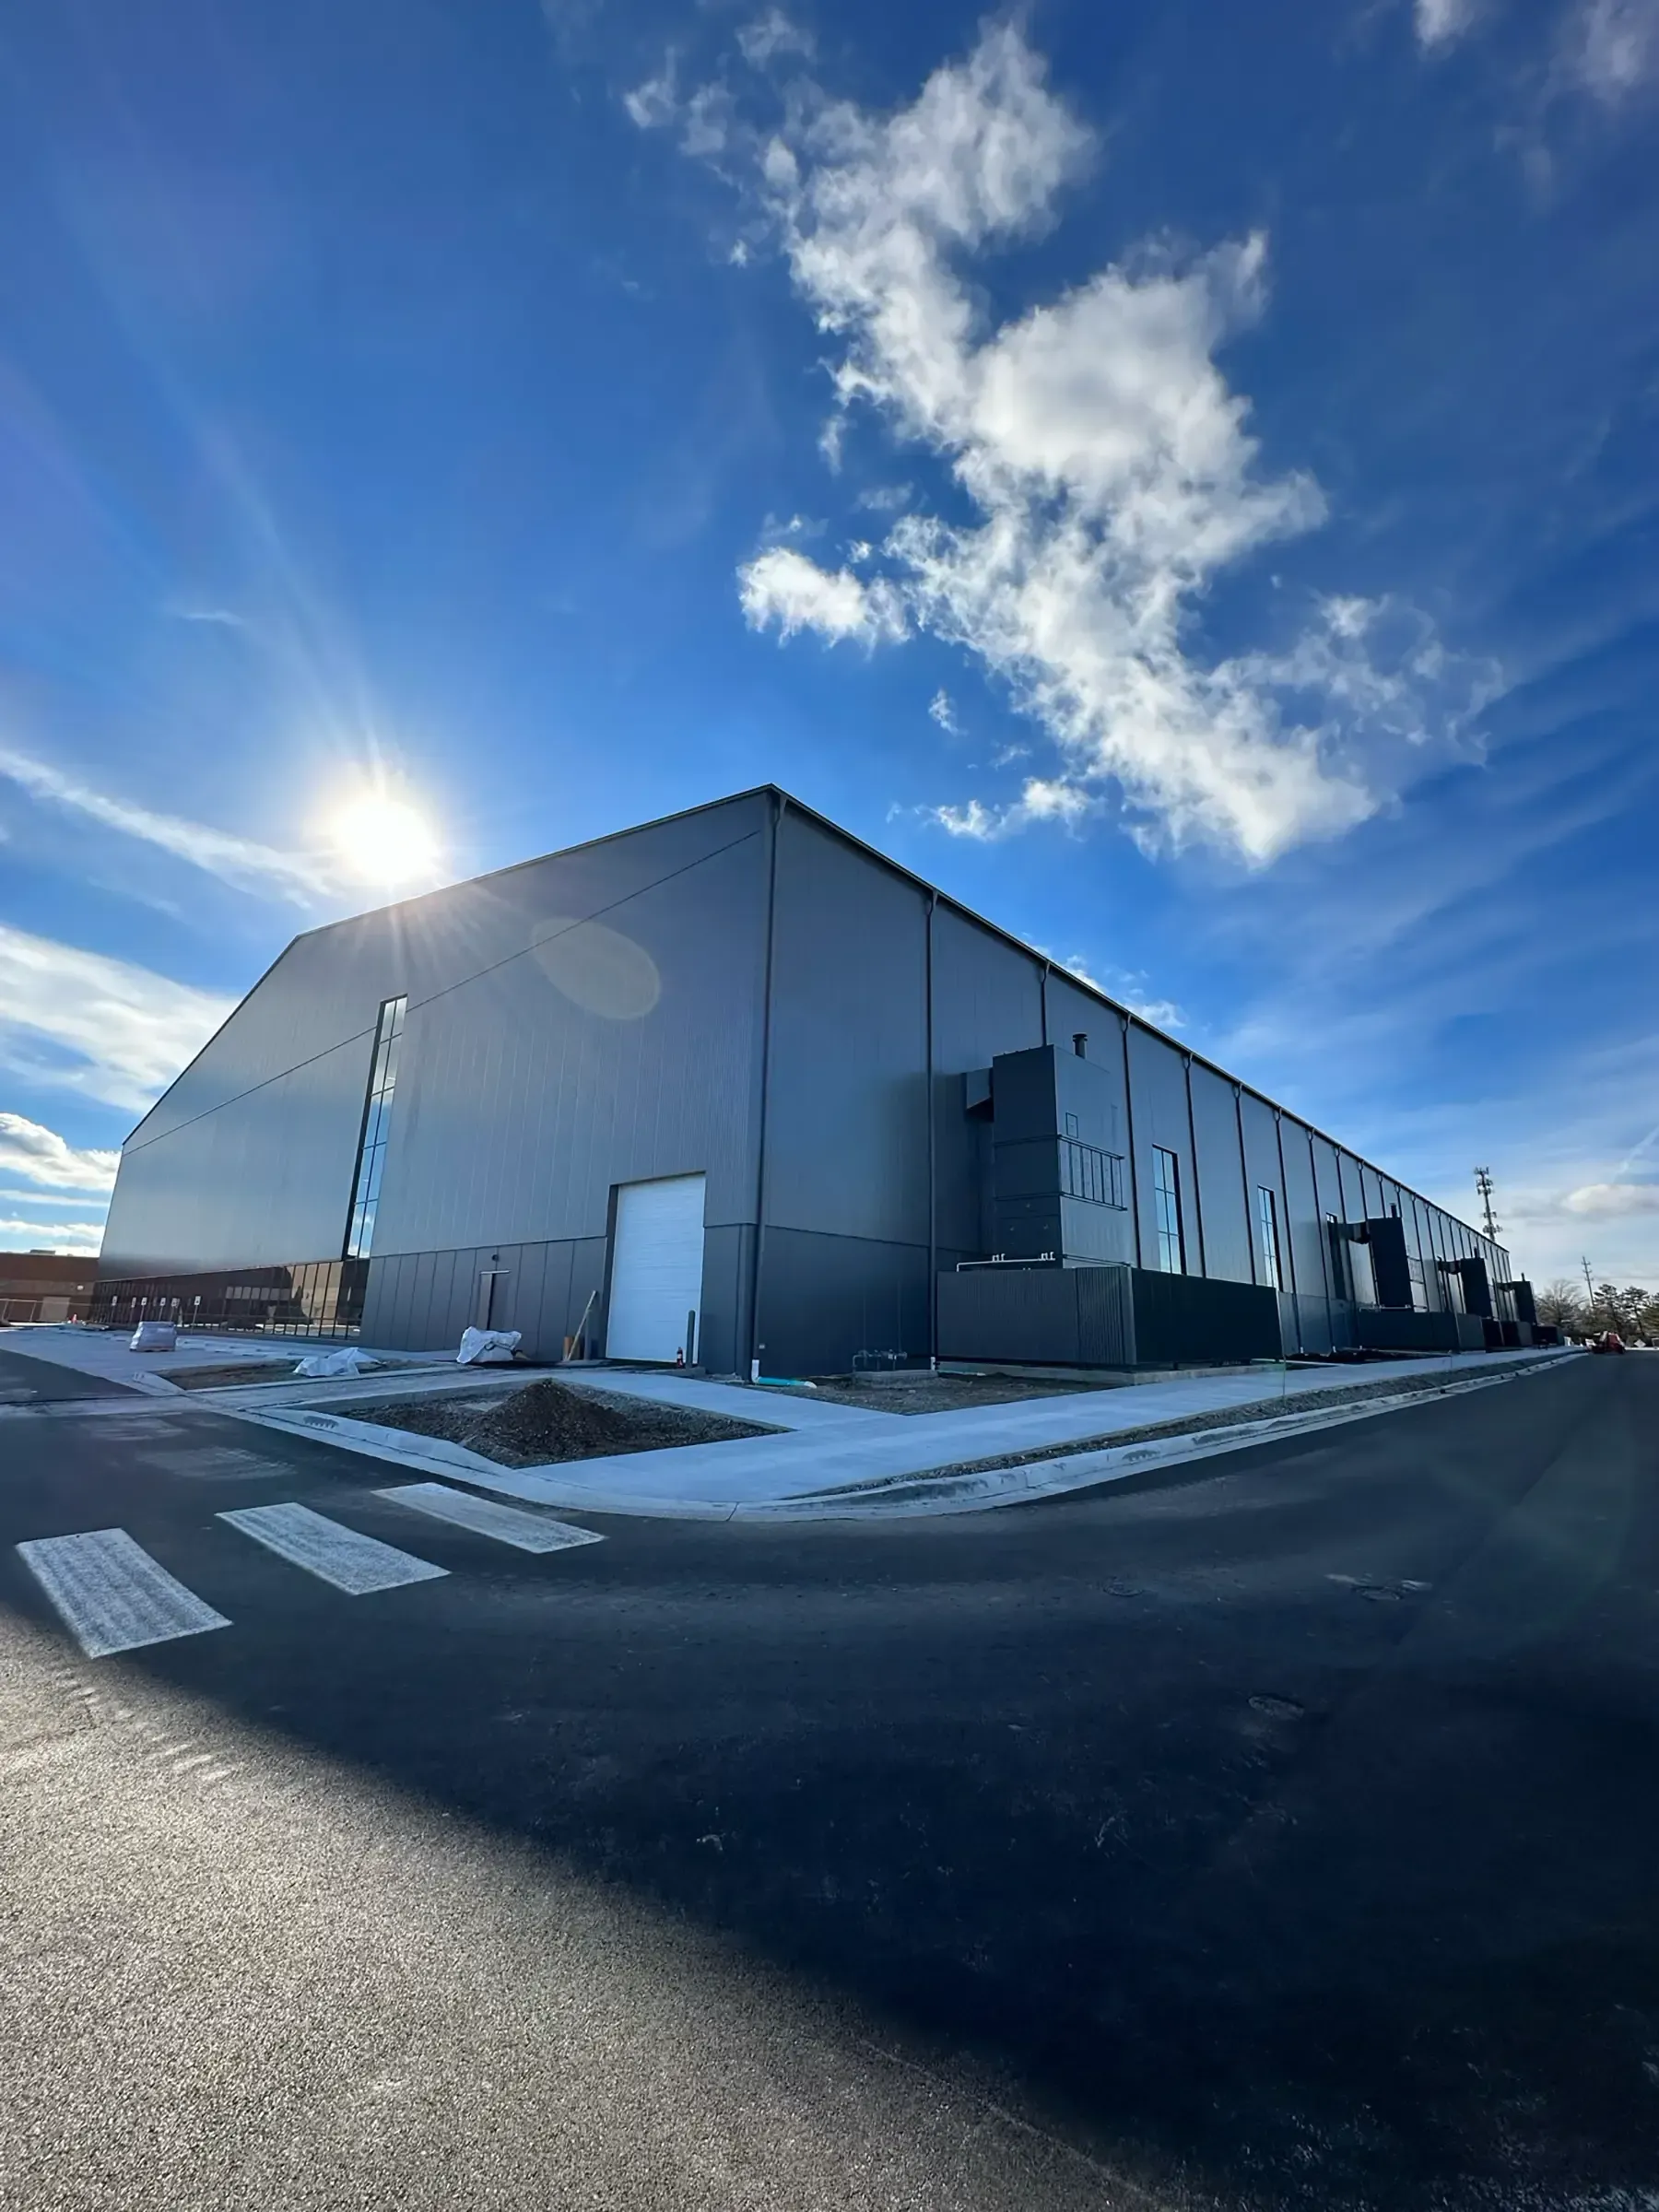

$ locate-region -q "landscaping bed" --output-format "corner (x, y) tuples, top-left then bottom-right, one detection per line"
(159, 1360), (309, 1391)
(799, 1371), (1107, 1415)
(348, 1376), (770, 1467)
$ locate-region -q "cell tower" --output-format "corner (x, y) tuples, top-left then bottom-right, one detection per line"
(1473, 1166), (1501, 1242)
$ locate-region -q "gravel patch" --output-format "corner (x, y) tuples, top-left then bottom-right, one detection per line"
(159, 1361), (310, 1391)
(350, 1377), (770, 1467)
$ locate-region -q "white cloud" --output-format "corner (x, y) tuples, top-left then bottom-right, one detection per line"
(0, 1218), (102, 1255)
(0, 1194), (108, 1218)
(1051, 953), (1184, 1030)
(738, 546), (907, 641)
(738, 9), (814, 67)
(624, 66), (678, 131)
(0, 925), (234, 1114)
(0, 1113), (118, 1193)
(0, 746), (330, 906)
(928, 774), (1094, 839)
(725, 25), (1487, 864)
(928, 688), (960, 734)
(1415, 0), (1478, 47)
(1571, 0), (1659, 99)
(1561, 1181), (1659, 1218)
(164, 601), (252, 631)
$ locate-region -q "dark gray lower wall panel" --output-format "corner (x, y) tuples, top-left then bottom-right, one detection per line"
(699, 1223), (753, 1378)
(1278, 1291), (1335, 1356)
(756, 1226), (930, 1375)
(1130, 1270), (1282, 1365)
(939, 1264), (1281, 1368)
(937, 1266), (1134, 1368)
(1355, 1307), (1467, 1353)
(363, 1229), (746, 1366)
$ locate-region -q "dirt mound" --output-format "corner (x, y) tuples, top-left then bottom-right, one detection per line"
(360, 1377), (768, 1468)
(474, 1380), (658, 1458)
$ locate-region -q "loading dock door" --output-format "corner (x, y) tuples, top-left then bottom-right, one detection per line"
(606, 1173), (706, 1364)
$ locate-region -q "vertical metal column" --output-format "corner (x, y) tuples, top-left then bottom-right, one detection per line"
(1272, 1109), (1304, 1354)
(1120, 1014), (1145, 1269)
(1182, 1053), (1208, 1278)
(748, 791), (783, 1380)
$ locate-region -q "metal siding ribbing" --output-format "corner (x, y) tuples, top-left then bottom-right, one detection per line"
(929, 907), (1044, 1259)
(1238, 1094), (1286, 1288)
(1125, 1027), (1197, 1270)
(759, 1226), (930, 1376)
(764, 810), (931, 1247)
(1188, 1063), (1253, 1283)
(101, 794), (771, 1286)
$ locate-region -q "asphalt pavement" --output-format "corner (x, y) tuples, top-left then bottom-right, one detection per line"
(1, 1349), (1655, 2209)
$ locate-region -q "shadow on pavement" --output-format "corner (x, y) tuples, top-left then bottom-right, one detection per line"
(4, 1352), (1657, 2207)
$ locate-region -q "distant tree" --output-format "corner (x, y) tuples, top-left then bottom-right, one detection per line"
(1588, 1283), (1651, 1335)
(1535, 1279), (1584, 1330)
(1638, 1298), (1659, 1345)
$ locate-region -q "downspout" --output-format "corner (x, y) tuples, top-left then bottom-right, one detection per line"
(1121, 1014), (1144, 1269)
(1234, 1083), (1254, 1281)
(1272, 1108), (1304, 1354)
(1182, 1053), (1207, 1277)
(748, 791), (783, 1382)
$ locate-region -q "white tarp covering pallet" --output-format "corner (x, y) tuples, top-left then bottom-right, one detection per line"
(456, 1327), (522, 1366)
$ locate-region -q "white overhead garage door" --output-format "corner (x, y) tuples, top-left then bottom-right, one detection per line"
(606, 1173), (707, 1365)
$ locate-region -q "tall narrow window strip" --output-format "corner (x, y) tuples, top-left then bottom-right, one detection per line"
(1257, 1185), (1281, 1290)
(345, 996), (406, 1262)
(1152, 1147), (1184, 1274)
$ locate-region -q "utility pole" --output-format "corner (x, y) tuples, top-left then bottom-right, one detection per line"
(1583, 1255), (1597, 1315)
(1473, 1166), (1501, 1243)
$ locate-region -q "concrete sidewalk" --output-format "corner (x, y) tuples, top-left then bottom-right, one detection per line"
(232, 1347), (1575, 1517)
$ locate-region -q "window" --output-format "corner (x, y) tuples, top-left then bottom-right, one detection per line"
(345, 995), (406, 1260)
(1060, 1138), (1127, 1208)
(1257, 1185), (1282, 1290)
(1151, 1147), (1184, 1273)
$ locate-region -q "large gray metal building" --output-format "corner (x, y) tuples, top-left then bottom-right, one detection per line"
(95, 788), (1531, 1372)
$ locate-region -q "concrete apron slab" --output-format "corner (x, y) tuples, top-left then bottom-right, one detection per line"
(218, 1350), (1581, 1523)
(191, 1362), (890, 1433)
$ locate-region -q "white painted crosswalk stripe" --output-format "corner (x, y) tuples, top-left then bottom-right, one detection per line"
(376, 1482), (606, 1555)
(16, 1529), (230, 1659)
(218, 1503), (446, 1594)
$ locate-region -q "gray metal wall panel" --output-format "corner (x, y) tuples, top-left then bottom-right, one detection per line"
(100, 1030), (374, 1278)
(1188, 1064), (1253, 1283)
(1125, 1028), (1197, 1271)
(930, 909), (1046, 1257)
(765, 810), (930, 1246)
(1287, 1124), (1334, 1304)
(700, 1224), (748, 1378)
(1043, 979), (1136, 1255)
(758, 1227), (930, 1377)
(381, 819), (767, 1255)
(101, 795), (771, 1283)
(1238, 1094), (1287, 1290)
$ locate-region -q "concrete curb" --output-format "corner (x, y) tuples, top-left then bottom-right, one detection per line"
(746, 1355), (1583, 1519)
(216, 1350), (1583, 1523)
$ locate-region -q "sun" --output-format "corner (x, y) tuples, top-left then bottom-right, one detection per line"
(327, 788), (443, 888)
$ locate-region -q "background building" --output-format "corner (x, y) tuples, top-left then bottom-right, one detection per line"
(94, 789), (1525, 1372)
(0, 1253), (98, 1325)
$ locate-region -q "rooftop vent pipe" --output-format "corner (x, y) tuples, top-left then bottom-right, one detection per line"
(1072, 1031), (1088, 1057)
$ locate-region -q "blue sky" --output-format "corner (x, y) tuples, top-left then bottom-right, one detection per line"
(1, 0), (1655, 1289)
